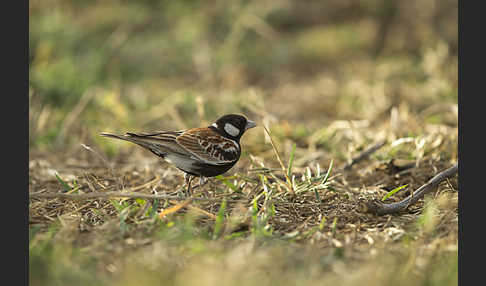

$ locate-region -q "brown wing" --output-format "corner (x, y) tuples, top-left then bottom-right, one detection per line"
(176, 128), (240, 165)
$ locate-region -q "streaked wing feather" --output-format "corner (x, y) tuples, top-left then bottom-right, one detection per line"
(176, 128), (239, 165)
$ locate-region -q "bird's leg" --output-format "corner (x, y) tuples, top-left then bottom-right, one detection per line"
(199, 176), (208, 188)
(198, 176), (210, 198)
(184, 173), (194, 197)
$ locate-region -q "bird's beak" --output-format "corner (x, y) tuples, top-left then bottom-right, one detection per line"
(245, 120), (257, 130)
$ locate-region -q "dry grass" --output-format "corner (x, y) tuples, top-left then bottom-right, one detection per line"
(29, 95), (458, 285)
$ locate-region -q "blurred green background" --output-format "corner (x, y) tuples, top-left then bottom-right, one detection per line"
(29, 0), (458, 152)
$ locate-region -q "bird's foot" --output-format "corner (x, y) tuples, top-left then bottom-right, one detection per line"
(196, 176), (211, 198)
(183, 173), (194, 197)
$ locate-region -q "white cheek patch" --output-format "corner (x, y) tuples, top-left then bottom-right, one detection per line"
(224, 123), (240, 137)
(211, 123), (218, 128)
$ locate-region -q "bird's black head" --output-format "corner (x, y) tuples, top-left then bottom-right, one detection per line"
(210, 114), (257, 140)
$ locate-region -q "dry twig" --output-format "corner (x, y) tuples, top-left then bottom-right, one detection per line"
(343, 140), (387, 171)
(360, 163), (458, 215)
(262, 125), (295, 194)
(29, 191), (244, 203)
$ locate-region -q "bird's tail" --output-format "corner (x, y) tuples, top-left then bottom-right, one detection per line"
(100, 132), (131, 141)
(100, 132), (168, 157)
(100, 132), (154, 146)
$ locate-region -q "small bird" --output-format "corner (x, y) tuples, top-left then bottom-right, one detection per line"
(101, 114), (256, 195)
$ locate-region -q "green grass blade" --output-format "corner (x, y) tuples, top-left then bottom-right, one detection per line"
(54, 172), (72, 192)
(331, 217), (338, 236)
(215, 175), (239, 192)
(381, 184), (408, 201)
(319, 216), (327, 231)
(110, 200), (124, 213)
(314, 188), (321, 201)
(213, 198), (227, 239)
(320, 159), (334, 185)
(287, 143), (296, 178)
(148, 199), (160, 219)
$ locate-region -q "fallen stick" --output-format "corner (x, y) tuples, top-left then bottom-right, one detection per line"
(29, 191), (244, 203)
(343, 140), (387, 170)
(360, 163), (458, 215)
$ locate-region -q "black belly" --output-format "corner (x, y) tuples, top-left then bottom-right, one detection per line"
(180, 161), (237, 177)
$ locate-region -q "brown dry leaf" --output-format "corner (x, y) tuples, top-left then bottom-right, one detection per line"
(158, 198), (193, 219)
